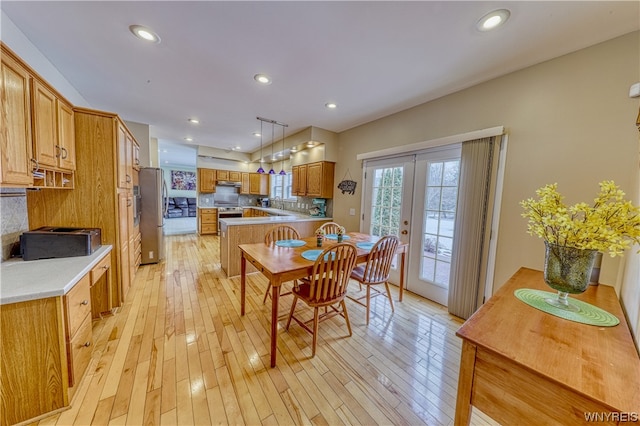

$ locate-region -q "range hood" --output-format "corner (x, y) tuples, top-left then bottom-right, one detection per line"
(216, 180), (241, 187)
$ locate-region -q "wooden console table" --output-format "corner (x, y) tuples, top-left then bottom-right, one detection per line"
(455, 267), (640, 425)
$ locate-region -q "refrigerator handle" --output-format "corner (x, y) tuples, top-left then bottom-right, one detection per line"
(162, 180), (169, 216)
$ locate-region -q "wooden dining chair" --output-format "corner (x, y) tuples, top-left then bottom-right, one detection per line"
(318, 221), (342, 235)
(347, 235), (400, 325)
(262, 225), (301, 304)
(285, 243), (358, 357)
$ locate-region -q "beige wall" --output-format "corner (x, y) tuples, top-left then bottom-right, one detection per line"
(334, 32), (640, 307)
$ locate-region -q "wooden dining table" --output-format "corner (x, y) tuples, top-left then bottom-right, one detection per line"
(239, 232), (408, 367)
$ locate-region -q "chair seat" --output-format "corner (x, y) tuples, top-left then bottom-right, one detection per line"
(350, 265), (386, 285)
(293, 282), (346, 308)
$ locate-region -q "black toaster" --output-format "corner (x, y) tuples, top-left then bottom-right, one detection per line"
(20, 227), (102, 261)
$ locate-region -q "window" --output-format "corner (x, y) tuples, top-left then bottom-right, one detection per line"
(270, 173), (293, 199)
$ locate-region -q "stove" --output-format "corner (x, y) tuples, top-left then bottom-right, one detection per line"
(217, 206), (244, 218)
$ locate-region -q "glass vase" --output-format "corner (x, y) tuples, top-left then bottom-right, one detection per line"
(543, 241), (598, 312)
(316, 236), (323, 247)
(337, 234), (343, 243)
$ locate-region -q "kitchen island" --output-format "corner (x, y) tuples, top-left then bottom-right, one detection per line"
(219, 210), (329, 277)
(1, 246), (113, 425)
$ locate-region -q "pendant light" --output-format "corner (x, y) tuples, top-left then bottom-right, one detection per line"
(279, 124), (287, 175)
(256, 120), (265, 173)
(268, 121), (276, 175)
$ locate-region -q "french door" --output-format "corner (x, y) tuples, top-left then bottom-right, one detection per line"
(362, 146), (461, 305)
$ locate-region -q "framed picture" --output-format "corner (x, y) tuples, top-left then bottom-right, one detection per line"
(171, 170), (196, 190)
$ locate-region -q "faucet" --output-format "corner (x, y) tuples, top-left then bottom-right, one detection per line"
(273, 196), (283, 210)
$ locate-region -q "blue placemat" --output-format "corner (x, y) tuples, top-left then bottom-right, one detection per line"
(301, 249), (336, 261)
(356, 242), (375, 250)
(325, 234), (350, 240)
(275, 239), (306, 248)
(514, 289), (619, 326)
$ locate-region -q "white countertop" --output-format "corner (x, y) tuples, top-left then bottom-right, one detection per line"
(0, 245), (113, 305)
(220, 209), (330, 226)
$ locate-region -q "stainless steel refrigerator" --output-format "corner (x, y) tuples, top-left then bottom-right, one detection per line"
(139, 167), (166, 264)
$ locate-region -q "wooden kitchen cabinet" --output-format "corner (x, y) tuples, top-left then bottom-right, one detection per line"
(31, 78), (76, 171)
(306, 161), (334, 198)
(118, 192), (132, 300)
(1, 43), (75, 189)
(198, 207), (218, 235)
(63, 273), (92, 391)
(292, 161), (335, 198)
(228, 171), (241, 181)
(249, 172), (269, 195)
(117, 124), (135, 189)
(0, 45), (34, 187)
(216, 169), (229, 180)
(27, 108), (140, 308)
(0, 249), (113, 425)
(240, 172), (250, 194)
(198, 168), (216, 192)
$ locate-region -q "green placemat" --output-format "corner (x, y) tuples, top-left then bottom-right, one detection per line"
(514, 289), (619, 327)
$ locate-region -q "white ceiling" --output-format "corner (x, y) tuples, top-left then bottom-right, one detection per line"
(2, 1), (639, 167)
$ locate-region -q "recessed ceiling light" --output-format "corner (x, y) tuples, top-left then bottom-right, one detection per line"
(476, 9), (510, 31)
(307, 142), (314, 147)
(325, 102), (338, 109)
(254, 74), (272, 85)
(184, 137), (193, 142)
(188, 118), (199, 124)
(129, 25), (161, 43)
(290, 147), (298, 153)
(235, 146), (241, 150)
(253, 132), (261, 137)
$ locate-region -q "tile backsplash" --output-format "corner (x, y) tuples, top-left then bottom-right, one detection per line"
(0, 190), (28, 261)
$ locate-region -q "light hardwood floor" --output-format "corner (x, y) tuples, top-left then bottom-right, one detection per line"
(36, 234), (495, 426)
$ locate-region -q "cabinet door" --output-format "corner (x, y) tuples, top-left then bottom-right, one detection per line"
(216, 169), (229, 181)
(291, 165), (299, 195)
(229, 171), (241, 181)
(0, 52), (33, 186)
(117, 124), (129, 188)
(57, 100), (75, 171)
(133, 141), (140, 170)
(249, 173), (268, 195)
(198, 168), (216, 192)
(31, 79), (58, 168)
(240, 172), (250, 194)
(306, 162), (323, 197)
(118, 193), (131, 300)
(298, 164), (308, 196)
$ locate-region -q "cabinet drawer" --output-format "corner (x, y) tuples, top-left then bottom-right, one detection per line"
(201, 213), (217, 223)
(66, 315), (92, 387)
(65, 274), (91, 338)
(200, 224), (218, 234)
(90, 252), (111, 284)
(200, 208), (217, 214)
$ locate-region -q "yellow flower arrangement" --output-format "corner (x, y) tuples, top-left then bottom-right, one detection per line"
(337, 226), (346, 236)
(315, 228), (325, 236)
(520, 181), (640, 257)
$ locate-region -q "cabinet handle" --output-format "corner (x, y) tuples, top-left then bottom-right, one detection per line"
(401, 230), (408, 235)
(83, 342), (91, 348)
(135, 159), (140, 165)
(102, 265), (109, 270)
(61, 147), (68, 159)
(30, 158), (40, 172)
(55, 145), (61, 158)
(81, 300), (89, 305)
(126, 175), (132, 183)
(127, 200), (132, 207)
